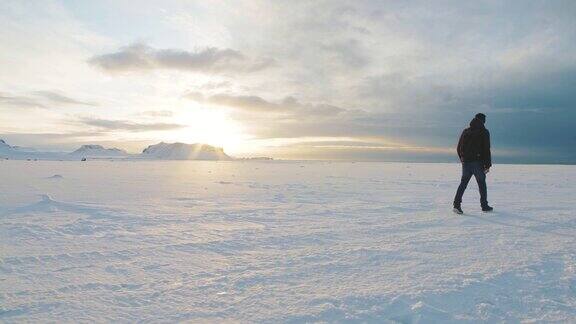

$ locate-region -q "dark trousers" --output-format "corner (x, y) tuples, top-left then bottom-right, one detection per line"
(454, 161), (488, 207)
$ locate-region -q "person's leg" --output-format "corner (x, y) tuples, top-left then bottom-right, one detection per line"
(471, 162), (488, 207)
(454, 162), (473, 206)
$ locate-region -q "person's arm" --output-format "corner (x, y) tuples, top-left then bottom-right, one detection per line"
(457, 131), (465, 162)
(483, 130), (492, 169)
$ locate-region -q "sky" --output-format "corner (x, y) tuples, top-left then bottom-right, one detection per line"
(0, 0), (575, 163)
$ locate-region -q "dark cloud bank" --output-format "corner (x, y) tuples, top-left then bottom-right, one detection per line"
(217, 1), (576, 163)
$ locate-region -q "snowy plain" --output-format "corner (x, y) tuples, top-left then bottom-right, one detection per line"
(0, 160), (575, 323)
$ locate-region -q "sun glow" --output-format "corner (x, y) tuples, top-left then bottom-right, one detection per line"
(169, 108), (249, 154)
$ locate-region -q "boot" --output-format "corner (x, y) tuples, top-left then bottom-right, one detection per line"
(453, 204), (464, 215)
(482, 205), (493, 212)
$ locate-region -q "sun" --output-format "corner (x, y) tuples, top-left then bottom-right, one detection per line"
(168, 107), (248, 154)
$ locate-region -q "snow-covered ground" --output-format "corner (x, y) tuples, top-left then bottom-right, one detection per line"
(0, 160), (575, 322)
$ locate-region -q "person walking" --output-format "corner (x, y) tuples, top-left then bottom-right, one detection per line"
(453, 113), (493, 214)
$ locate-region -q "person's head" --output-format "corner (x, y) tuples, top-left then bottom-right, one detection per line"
(475, 113), (486, 124)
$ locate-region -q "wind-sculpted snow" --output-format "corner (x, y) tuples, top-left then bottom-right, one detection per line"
(0, 161), (575, 322)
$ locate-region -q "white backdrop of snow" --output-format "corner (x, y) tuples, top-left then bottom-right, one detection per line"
(0, 160), (575, 322)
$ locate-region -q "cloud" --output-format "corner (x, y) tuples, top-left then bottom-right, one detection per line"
(264, 138), (457, 162)
(198, 81), (232, 90)
(33, 91), (97, 106)
(0, 93), (45, 109)
(81, 118), (185, 132)
(181, 0), (576, 163)
(321, 38), (370, 68)
(185, 89), (464, 147)
(282, 139), (454, 155)
(0, 131), (104, 144)
(90, 43), (273, 74)
(185, 89), (447, 141)
(2, 1), (576, 163)
(140, 110), (174, 117)
(187, 92), (346, 116)
(0, 91), (97, 108)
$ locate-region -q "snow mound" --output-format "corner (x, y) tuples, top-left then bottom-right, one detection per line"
(140, 142), (232, 160)
(70, 145), (128, 157)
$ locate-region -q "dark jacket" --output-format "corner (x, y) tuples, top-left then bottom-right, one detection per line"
(457, 117), (491, 168)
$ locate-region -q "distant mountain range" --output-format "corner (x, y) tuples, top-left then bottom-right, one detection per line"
(141, 142), (231, 160)
(70, 145), (129, 157)
(0, 139), (239, 161)
(0, 139), (63, 160)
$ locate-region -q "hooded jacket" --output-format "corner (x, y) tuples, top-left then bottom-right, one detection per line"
(457, 117), (492, 168)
